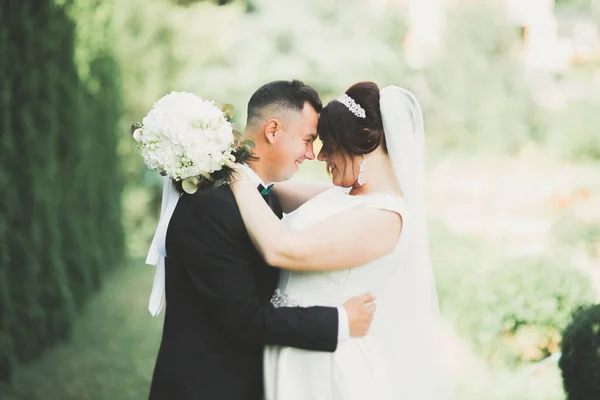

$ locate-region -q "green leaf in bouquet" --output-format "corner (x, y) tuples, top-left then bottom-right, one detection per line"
(182, 176), (200, 194)
(232, 129), (244, 140)
(219, 103), (235, 121)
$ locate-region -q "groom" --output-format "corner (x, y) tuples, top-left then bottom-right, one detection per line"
(149, 80), (376, 400)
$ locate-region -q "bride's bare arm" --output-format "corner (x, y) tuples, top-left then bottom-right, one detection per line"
(272, 180), (334, 214)
(231, 175), (402, 272)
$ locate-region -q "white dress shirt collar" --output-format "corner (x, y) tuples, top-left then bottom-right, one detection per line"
(239, 163), (269, 188)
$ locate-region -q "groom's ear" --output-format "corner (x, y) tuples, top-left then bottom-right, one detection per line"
(264, 118), (279, 144)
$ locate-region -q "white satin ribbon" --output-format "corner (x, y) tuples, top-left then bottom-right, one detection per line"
(146, 176), (180, 317)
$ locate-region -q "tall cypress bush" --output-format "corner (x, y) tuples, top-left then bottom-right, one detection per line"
(0, 0), (124, 381)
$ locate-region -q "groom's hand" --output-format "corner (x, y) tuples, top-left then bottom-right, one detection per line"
(344, 293), (376, 337)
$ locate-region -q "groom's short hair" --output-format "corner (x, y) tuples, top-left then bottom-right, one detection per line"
(246, 80), (322, 125)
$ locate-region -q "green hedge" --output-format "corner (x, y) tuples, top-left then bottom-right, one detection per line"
(0, 0), (124, 381)
(559, 304), (600, 400)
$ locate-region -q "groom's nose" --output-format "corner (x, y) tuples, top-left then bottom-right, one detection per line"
(305, 144), (315, 160)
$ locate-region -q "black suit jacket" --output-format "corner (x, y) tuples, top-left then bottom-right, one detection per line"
(149, 187), (338, 400)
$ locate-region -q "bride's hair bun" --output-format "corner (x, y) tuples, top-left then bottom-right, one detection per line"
(317, 81), (386, 158)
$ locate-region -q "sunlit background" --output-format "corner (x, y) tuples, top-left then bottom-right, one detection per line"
(1, 0), (599, 399)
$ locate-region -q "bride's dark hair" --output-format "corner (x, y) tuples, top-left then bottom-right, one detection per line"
(317, 81), (387, 162)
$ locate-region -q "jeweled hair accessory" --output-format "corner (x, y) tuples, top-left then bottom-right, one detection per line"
(337, 93), (366, 118)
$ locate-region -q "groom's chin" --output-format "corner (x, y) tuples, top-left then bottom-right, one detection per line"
(282, 164), (300, 180)
(280, 171), (296, 182)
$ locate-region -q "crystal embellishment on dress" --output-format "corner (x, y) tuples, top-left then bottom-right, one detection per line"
(270, 289), (306, 308)
(337, 94), (366, 118)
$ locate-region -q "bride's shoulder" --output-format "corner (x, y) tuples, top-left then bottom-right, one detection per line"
(357, 192), (409, 218)
(304, 185), (349, 203)
(285, 186), (351, 219)
(315, 186), (356, 205)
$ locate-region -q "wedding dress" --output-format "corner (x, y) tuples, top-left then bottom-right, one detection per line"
(264, 186), (409, 400)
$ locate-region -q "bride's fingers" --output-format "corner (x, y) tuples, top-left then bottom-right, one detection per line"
(366, 304), (376, 322)
(358, 293), (376, 304)
(346, 295), (377, 337)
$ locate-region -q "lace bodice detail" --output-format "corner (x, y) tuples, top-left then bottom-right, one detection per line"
(269, 186), (409, 309)
(270, 289), (307, 308)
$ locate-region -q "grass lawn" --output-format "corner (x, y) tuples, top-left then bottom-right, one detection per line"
(0, 260), (163, 400)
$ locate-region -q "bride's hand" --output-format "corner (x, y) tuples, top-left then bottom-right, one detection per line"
(228, 162), (245, 178)
(344, 293), (376, 337)
(228, 163), (252, 188)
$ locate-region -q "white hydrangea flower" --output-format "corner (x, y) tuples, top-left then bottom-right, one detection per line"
(137, 91), (236, 181)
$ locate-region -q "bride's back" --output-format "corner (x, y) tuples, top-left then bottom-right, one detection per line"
(274, 186), (409, 310)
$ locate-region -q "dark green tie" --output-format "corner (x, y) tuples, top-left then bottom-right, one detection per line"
(258, 183), (274, 196)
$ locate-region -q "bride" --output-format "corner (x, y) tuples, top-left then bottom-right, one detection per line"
(230, 82), (449, 399)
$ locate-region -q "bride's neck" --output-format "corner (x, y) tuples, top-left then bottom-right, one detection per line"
(349, 151), (401, 196)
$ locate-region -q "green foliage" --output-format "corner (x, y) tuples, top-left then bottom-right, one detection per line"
(555, 0), (594, 12)
(164, 0), (409, 121)
(455, 258), (594, 367)
(113, 0), (186, 255)
(559, 304), (600, 400)
(170, 0), (237, 7)
(431, 220), (595, 369)
(543, 99), (600, 161)
(422, 3), (540, 155)
(551, 210), (600, 258)
(0, 0), (124, 381)
(0, 3), (14, 380)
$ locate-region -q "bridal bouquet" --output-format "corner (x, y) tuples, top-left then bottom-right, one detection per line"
(132, 91), (253, 194)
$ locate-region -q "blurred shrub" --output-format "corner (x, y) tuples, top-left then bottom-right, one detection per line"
(418, 3), (600, 161)
(421, 3), (540, 155)
(430, 220), (596, 370)
(112, 0), (186, 256)
(429, 220), (500, 313)
(0, 0), (124, 381)
(174, 0), (409, 116)
(431, 222), (594, 367)
(551, 210), (600, 259)
(559, 304), (600, 400)
(454, 258), (594, 367)
(543, 100), (600, 161)
(555, 0), (595, 12)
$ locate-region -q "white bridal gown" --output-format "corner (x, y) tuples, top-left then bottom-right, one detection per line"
(264, 186), (410, 400)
